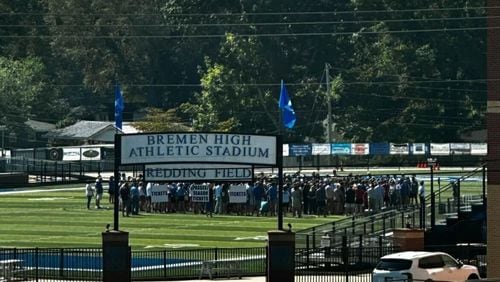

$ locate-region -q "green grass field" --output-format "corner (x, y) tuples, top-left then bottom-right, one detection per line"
(0, 184), (339, 250)
(0, 169), (485, 250)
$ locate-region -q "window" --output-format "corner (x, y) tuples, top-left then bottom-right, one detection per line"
(376, 259), (412, 271)
(419, 255), (444, 269)
(441, 255), (458, 268)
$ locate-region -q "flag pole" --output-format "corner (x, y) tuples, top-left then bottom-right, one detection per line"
(278, 80), (284, 231)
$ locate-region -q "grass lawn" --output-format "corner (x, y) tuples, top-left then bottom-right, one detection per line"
(0, 184), (340, 250)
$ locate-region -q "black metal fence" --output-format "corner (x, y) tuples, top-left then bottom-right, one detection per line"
(131, 247), (266, 281)
(0, 247), (102, 281)
(295, 244), (398, 282)
(0, 247), (266, 281)
(295, 207), (420, 249)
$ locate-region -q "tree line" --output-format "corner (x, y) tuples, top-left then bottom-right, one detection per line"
(0, 0), (486, 147)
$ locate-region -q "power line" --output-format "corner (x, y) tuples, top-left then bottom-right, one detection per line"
(0, 6), (492, 17)
(0, 25), (494, 39)
(0, 15), (493, 29)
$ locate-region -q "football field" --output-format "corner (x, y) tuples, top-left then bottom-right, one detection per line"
(0, 184), (339, 249)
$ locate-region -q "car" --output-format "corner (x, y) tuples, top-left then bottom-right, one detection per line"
(372, 251), (480, 282)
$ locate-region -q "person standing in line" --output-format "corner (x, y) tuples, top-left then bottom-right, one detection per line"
(253, 181), (264, 216)
(108, 176), (115, 204)
(418, 180), (426, 227)
(325, 181), (335, 215)
(119, 182), (131, 217)
(94, 177), (103, 209)
(130, 180), (140, 215)
(138, 182), (146, 211)
(145, 182), (152, 212)
(214, 183), (223, 214)
(266, 182), (278, 217)
(85, 182), (94, 209)
(291, 184), (303, 218)
(282, 185), (291, 217)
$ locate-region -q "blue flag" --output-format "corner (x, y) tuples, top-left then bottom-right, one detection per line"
(114, 84), (124, 130)
(278, 80), (296, 129)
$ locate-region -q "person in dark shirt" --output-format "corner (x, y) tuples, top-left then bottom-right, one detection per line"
(345, 185), (356, 215)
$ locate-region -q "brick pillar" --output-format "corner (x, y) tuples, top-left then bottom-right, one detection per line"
(488, 1), (500, 278)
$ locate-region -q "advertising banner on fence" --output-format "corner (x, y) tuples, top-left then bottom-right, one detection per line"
(430, 143), (450, 156)
(390, 143), (410, 155)
(120, 133), (277, 165)
(331, 143), (351, 155)
(450, 143), (471, 155)
(229, 185), (247, 203)
(63, 147), (81, 161)
(282, 144), (289, 157)
(289, 144), (312, 156)
(144, 163), (252, 181)
(370, 143), (390, 155)
(411, 143), (428, 155)
(312, 143), (331, 155)
(190, 184), (210, 203)
(351, 143), (369, 155)
(471, 143), (487, 155)
(151, 185), (169, 203)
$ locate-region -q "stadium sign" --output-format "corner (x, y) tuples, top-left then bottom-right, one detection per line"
(144, 164), (252, 181)
(119, 133), (277, 166)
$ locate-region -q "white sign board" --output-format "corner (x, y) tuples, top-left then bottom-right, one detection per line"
(191, 184), (210, 203)
(229, 185), (247, 203)
(282, 144), (289, 157)
(351, 143), (369, 155)
(312, 143), (331, 155)
(151, 185), (169, 203)
(63, 147), (81, 161)
(471, 143), (487, 155)
(430, 143), (450, 156)
(81, 147), (101, 160)
(120, 133), (277, 165)
(411, 143), (427, 155)
(390, 143), (409, 155)
(450, 143), (471, 155)
(144, 163), (252, 181)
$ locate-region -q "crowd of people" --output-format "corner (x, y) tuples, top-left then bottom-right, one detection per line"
(84, 172), (426, 218)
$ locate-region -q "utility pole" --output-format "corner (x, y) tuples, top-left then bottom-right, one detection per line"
(326, 63), (332, 143)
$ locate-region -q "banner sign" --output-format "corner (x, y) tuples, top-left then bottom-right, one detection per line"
(151, 185), (169, 203)
(470, 143), (487, 155)
(63, 147), (101, 161)
(229, 185), (247, 203)
(289, 144), (312, 156)
(63, 147), (81, 161)
(190, 184), (210, 203)
(331, 144), (351, 155)
(411, 143), (428, 155)
(450, 143), (471, 155)
(144, 164), (252, 181)
(120, 133), (277, 165)
(282, 144), (289, 157)
(430, 143), (450, 156)
(390, 143), (410, 155)
(370, 143), (390, 155)
(351, 143), (369, 155)
(312, 143), (331, 155)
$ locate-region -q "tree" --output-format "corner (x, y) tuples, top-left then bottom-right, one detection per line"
(0, 56), (47, 147)
(133, 108), (191, 132)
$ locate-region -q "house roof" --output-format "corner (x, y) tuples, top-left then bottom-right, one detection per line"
(25, 119), (56, 132)
(44, 120), (139, 142)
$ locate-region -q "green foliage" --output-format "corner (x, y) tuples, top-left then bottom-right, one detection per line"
(0, 0), (487, 143)
(133, 108), (191, 132)
(0, 56), (47, 146)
